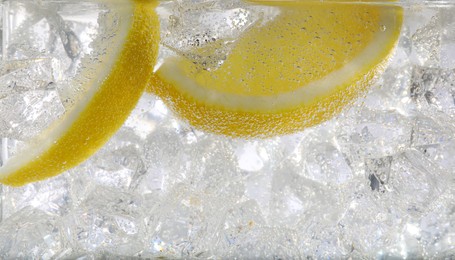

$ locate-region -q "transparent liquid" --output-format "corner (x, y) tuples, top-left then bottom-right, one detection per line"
(0, 0), (455, 258)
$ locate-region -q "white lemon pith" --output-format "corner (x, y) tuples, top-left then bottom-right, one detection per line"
(149, 2), (403, 138)
(0, 0), (160, 186)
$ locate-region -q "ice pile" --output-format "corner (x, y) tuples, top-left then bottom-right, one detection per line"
(0, 1), (454, 258)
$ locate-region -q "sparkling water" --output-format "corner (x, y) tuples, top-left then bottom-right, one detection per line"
(1, 0), (455, 258)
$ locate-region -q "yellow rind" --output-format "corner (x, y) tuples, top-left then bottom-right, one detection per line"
(0, 0), (160, 186)
(148, 4), (403, 138)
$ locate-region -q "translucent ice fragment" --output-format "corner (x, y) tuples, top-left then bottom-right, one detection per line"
(1, 174), (70, 219)
(0, 86), (64, 140)
(337, 109), (413, 158)
(0, 207), (62, 259)
(365, 156), (393, 192)
(158, 0), (276, 71)
(62, 187), (145, 255)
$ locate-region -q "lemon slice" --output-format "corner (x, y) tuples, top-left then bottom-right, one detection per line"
(149, 2), (402, 138)
(0, 0), (160, 186)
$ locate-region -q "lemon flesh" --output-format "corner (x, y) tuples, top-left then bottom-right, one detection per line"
(0, 0), (160, 187)
(149, 2), (403, 138)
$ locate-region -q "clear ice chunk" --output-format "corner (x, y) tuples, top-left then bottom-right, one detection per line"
(219, 226), (301, 259)
(0, 207), (62, 259)
(1, 174), (70, 219)
(389, 150), (450, 215)
(62, 187), (145, 256)
(0, 83), (64, 141)
(365, 156), (393, 192)
(158, 0), (277, 71)
(416, 140), (455, 172)
(336, 108), (413, 158)
(440, 9), (455, 69)
(410, 115), (453, 147)
(412, 15), (441, 67)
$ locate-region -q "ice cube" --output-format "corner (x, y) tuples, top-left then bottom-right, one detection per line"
(0, 86), (64, 141)
(410, 115), (453, 147)
(419, 201), (455, 257)
(412, 15), (441, 67)
(388, 150), (450, 215)
(158, 0), (277, 71)
(219, 226), (301, 259)
(236, 141), (269, 172)
(1, 174), (70, 219)
(365, 156), (393, 192)
(416, 140), (455, 172)
(337, 188), (405, 257)
(303, 141), (353, 185)
(410, 66), (455, 111)
(0, 207), (62, 259)
(62, 187), (145, 256)
(440, 8), (455, 69)
(336, 108), (413, 158)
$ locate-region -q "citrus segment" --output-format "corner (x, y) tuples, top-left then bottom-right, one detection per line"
(149, 2), (402, 137)
(0, 0), (160, 186)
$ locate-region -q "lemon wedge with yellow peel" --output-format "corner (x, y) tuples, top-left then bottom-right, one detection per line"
(0, 0), (160, 187)
(149, 2), (403, 138)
